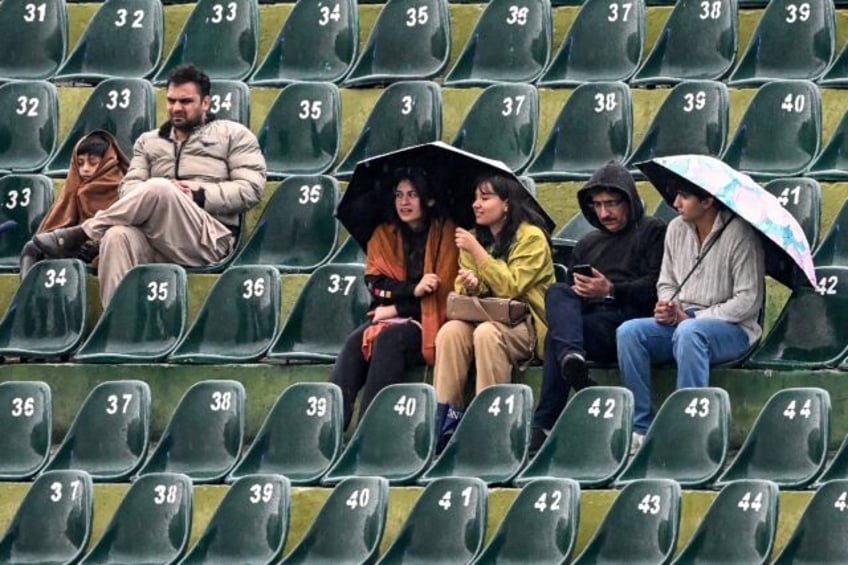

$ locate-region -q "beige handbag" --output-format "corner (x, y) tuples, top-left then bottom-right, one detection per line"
(446, 291), (530, 327)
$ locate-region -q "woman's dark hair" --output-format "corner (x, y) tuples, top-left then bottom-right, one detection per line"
(389, 167), (441, 227)
(474, 173), (551, 258)
(76, 133), (110, 158)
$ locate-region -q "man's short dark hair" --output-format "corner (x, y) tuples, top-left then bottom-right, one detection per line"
(76, 133), (110, 158)
(166, 64), (211, 98)
(673, 178), (729, 212)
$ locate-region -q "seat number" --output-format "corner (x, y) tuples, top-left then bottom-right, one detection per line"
(306, 395), (328, 417)
(115, 8), (144, 28)
(400, 95), (414, 115)
(682, 91), (706, 112)
(299, 184), (322, 204)
(346, 488), (370, 509)
(298, 100), (323, 119)
(327, 274), (356, 295)
(405, 6), (429, 27)
(146, 281), (169, 301)
(438, 486), (473, 510)
(210, 391), (234, 411)
(699, 1), (721, 19)
(594, 93), (617, 113)
(209, 2), (238, 23)
(783, 399), (812, 420)
(15, 96), (39, 117)
(533, 490), (562, 512)
(506, 5), (529, 25)
(249, 483), (275, 503)
(780, 94), (806, 113)
(607, 2), (632, 21)
(488, 394), (515, 416)
(5, 187), (32, 209)
(776, 185), (801, 206)
(318, 3), (341, 25)
(44, 268), (67, 288)
(10, 396), (35, 417)
(105, 89), (131, 110)
(242, 278), (265, 299)
(210, 93), (233, 114)
(50, 480), (81, 502)
(393, 395), (417, 416)
(816, 276), (838, 296)
(835, 491), (848, 512)
(785, 3), (810, 23)
(502, 95), (525, 116)
(153, 484), (179, 504)
(737, 491), (763, 512)
(106, 393), (133, 415)
(637, 494), (661, 514)
(684, 397), (710, 418)
(587, 397), (615, 419)
(23, 3), (46, 23)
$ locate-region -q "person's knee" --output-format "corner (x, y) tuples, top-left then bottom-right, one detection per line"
(616, 319), (640, 345)
(100, 225), (139, 248)
(672, 320), (709, 352)
(545, 282), (578, 309)
(436, 320), (468, 349)
(472, 322), (500, 348)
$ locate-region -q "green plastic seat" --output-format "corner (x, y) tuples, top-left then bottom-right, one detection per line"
(745, 267), (848, 369)
(421, 384), (532, 486)
(763, 177), (821, 250)
(232, 177), (338, 271)
(716, 387), (830, 489)
(280, 476), (389, 564)
(0, 381), (51, 480)
(209, 80), (250, 125)
(169, 265), (280, 363)
(53, 0), (163, 83)
(179, 474), (290, 565)
(79, 472), (193, 565)
(327, 237), (366, 264)
(0, 81), (58, 173)
(0, 470), (93, 564)
(343, 0), (450, 86)
(228, 383), (343, 485)
(813, 200), (848, 266)
(0, 174), (53, 271)
(772, 479), (848, 563)
(42, 380), (151, 482)
(819, 40), (848, 86)
(0, 259), (87, 360)
(137, 380), (245, 483)
(323, 383), (436, 486)
(334, 81), (442, 179)
(377, 477), (487, 564)
(806, 110), (848, 181)
(43, 78), (156, 177)
(721, 80), (821, 181)
(249, 0), (357, 85)
(0, 0), (66, 80)
(515, 387), (633, 488)
(152, 0), (258, 84)
(631, 0), (737, 85)
(816, 432), (848, 484)
(443, 0), (551, 86)
(671, 479), (778, 565)
(74, 264), (188, 363)
(615, 388), (730, 488)
(728, 0), (835, 86)
(472, 478), (580, 565)
(652, 200), (678, 224)
(258, 82), (340, 178)
(551, 210), (597, 265)
(526, 82), (632, 181)
(451, 83), (538, 173)
(267, 263), (370, 361)
(537, 0), (645, 86)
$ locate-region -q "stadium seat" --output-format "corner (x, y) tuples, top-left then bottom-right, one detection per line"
(763, 177), (821, 250)
(420, 384), (532, 485)
(571, 478), (681, 564)
(0, 174), (53, 271)
(721, 80), (821, 180)
(615, 388), (730, 488)
(745, 267), (848, 368)
(814, 431), (848, 485)
(153, 0), (258, 83)
(551, 210), (597, 265)
(266, 263), (370, 361)
(42, 380), (151, 482)
(631, 0), (737, 85)
(209, 80), (250, 125)
(0, 0), (66, 81)
(323, 383), (436, 486)
(814, 200), (848, 266)
(515, 387), (633, 488)
(0, 81), (58, 173)
(771, 479), (848, 563)
(249, 0), (357, 85)
(728, 0), (835, 86)
(537, 0), (645, 86)
(43, 78), (156, 177)
(472, 478), (580, 564)
(443, 0), (551, 85)
(279, 476), (389, 564)
(0, 259), (87, 360)
(79, 472), (192, 565)
(0, 470), (93, 564)
(232, 177), (338, 271)
(228, 383), (343, 486)
(526, 82), (632, 180)
(334, 81), (442, 179)
(169, 265), (280, 363)
(258, 82), (340, 178)
(74, 264), (188, 363)
(0, 381), (51, 481)
(671, 479), (779, 564)
(179, 474), (290, 564)
(53, 0), (163, 83)
(343, 0), (451, 86)
(652, 200), (678, 224)
(819, 39), (848, 86)
(377, 477), (487, 564)
(136, 380), (245, 483)
(451, 83), (539, 172)
(806, 109), (848, 180)
(716, 387), (830, 489)
(327, 236), (366, 264)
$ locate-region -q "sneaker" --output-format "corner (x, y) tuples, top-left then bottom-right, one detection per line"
(528, 427), (549, 457)
(630, 432), (645, 456)
(560, 352), (589, 386)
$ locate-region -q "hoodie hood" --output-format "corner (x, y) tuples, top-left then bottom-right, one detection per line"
(577, 160), (644, 232)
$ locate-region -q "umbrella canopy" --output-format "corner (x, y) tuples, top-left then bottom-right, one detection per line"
(637, 154), (817, 288)
(338, 141), (556, 250)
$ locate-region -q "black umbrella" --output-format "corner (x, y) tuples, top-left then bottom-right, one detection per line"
(337, 141), (555, 249)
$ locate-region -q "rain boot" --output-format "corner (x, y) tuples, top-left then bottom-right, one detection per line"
(435, 403), (464, 455)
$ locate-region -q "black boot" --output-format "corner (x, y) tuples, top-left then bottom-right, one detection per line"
(32, 226), (89, 259)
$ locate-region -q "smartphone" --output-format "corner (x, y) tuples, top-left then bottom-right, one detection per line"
(571, 264), (594, 278)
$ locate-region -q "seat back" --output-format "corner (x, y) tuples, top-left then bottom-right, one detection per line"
(652, 200), (679, 224)
(0, 174), (53, 270)
(327, 236), (366, 264)
(451, 83), (538, 172)
(0, 81), (58, 172)
(228, 383), (343, 485)
(0, 470), (92, 563)
(75, 264), (188, 363)
(807, 110), (848, 181)
(422, 384), (532, 485)
(0, 381), (51, 480)
(43, 380), (151, 481)
(0, 0), (66, 80)
(323, 383), (436, 485)
(772, 479), (848, 563)
(763, 177), (821, 250)
(820, 39), (848, 86)
(717, 387), (830, 488)
(209, 80), (250, 125)
(814, 199), (848, 266)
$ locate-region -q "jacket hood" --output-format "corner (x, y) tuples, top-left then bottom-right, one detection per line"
(577, 160), (644, 232)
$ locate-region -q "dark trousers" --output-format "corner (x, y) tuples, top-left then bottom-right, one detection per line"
(331, 321), (424, 430)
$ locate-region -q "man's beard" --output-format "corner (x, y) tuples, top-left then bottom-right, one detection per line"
(171, 113), (204, 132)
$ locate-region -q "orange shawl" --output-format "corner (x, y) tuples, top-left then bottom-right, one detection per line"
(364, 218), (459, 366)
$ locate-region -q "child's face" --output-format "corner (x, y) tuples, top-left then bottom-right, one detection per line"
(76, 153), (102, 181)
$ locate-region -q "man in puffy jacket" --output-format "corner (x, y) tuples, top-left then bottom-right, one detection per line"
(34, 64), (267, 306)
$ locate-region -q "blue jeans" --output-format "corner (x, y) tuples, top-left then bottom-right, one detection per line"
(616, 317), (751, 433)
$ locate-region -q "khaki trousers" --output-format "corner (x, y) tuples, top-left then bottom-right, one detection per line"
(433, 318), (536, 406)
(82, 179), (233, 306)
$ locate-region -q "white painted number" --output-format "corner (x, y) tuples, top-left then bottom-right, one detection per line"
(594, 92), (618, 113)
(298, 184), (322, 204)
(777, 185), (801, 207)
(318, 3), (341, 25)
(835, 491), (848, 512)
(249, 483), (275, 503)
(533, 490), (563, 512)
(785, 3), (810, 23)
(783, 398), (812, 420)
(780, 94), (806, 113)
(15, 96), (39, 117)
(210, 2), (238, 23)
(115, 8), (145, 27)
(699, 0), (721, 19)
(242, 278), (265, 299)
(393, 395), (417, 416)
(23, 3), (46, 23)
(210, 391), (233, 411)
(10, 397), (35, 417)
(405, 6), (429, 26)
(327, 274), (357, 295)
(346, 488), (370, 509)
(5, 188), (32, 209)
(488, 394), (516, 417)
(306, 395), (328, 417)
(105, 393), (133, 415)
(737, 491), (763, 512)
(438, 487), (473, 510)
(684, 397), (710, 418)
(816, 275), (838, 296)
(608, 2), (632, 21)
(587, 397), (616, 419)
(682, 91), (707, 112)
(105, 89), (131, 110)
(637, 494), (661, 515)
(298, 100), (323, 119)
(502, 95), (525, 116)
(146, 281), (169, 301)
(44, 268), (68, 288)
(506, 5), (529, 25)
(50, 480), (81, 502)
(210, 93), (233, 114)
(401, 95), (414, 115)
(153, 484), (179, 504)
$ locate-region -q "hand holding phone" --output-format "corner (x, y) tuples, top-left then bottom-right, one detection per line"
(571, 264), (594, 278)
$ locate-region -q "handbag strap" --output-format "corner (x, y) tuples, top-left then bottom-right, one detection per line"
(669, 215), (735, 302)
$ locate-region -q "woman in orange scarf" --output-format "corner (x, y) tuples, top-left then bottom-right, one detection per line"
(331, 168), (459, 430)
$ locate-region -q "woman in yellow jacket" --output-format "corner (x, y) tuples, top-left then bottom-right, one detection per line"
(434, 173), (555, 449)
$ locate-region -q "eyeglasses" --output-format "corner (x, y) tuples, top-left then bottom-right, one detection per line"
(588, 198), (624, 211)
